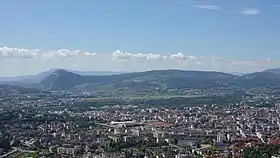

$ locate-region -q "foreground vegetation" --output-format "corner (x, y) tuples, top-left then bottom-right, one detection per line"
(243, 144), (280, 158)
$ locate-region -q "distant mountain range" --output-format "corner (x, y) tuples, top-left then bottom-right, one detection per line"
(39, 68), (280, 91)
(0, 69), (124, 83)
(2, 68), (280, 92)
(40, 69), (235, 91)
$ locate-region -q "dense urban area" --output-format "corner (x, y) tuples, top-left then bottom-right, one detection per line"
(1, 69), (280, 158)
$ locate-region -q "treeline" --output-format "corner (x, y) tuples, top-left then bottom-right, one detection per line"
(0, 138), (10, 151)
(79, 95), (242, 108)
(243, 144), (280, 158)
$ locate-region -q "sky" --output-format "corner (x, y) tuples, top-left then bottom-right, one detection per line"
(0, 0), (280, 76)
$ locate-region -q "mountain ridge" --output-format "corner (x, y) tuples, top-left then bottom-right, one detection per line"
(40, 69), (235, 91)
(0, 69), (125, 83)
(263, 68), (280, 75)
(40, 68), (280, 91)
(2, 68), (280, 92)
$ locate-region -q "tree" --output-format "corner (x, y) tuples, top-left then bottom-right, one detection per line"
(0, 138), (10, 150)
(243, 144), (280, 158)
(125, 150), (133, 158)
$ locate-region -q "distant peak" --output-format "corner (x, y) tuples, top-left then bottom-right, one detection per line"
(51, 69), (80, 77)
(53, 69), (69, 73)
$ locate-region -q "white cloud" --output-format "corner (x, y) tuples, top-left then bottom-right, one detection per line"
(194, 4), (221, 10)
(169, 52), (197, 61)
(112, 50), (167, 61)
(0, 46), (39, 59)
(83, 52), (97, 56)
(112, 50), (199, 63)
(0, 46), (96, 59)
(42, 49), (96, 58)
(169, 52), (186, 60)
(189, 56), (197, 60)
(239, 8), (260, 16)
(1, 46), (278, 75)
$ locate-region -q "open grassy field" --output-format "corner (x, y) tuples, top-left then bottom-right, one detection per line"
(8, 152), (38, 158)
(82, 95), (201, 101)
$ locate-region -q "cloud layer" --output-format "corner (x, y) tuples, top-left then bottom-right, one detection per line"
(239, 8), (260, 16)
(0, 46), (40, 59)
(0, 46), (276, 74)
(112, 50), (166, 61)
(192, 2), (264, 16)
(112, 50), (198, 63)
(194, 4), (221, 10)
(0, 46), (96, 59)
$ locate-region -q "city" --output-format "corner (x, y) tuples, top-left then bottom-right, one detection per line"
(1, 83), (280, 158)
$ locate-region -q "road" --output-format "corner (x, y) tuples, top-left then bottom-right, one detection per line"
(0, 148), (18, 158)
(0, 147), (36, 158)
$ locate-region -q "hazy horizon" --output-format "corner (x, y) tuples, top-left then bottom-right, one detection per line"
(0, 67), (264, 78)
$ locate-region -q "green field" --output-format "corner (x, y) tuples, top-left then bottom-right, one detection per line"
(8, 152), (38, 158)
(83, 95), (202, 101)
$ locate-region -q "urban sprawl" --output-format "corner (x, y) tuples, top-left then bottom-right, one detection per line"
(1, 86), (280, 158)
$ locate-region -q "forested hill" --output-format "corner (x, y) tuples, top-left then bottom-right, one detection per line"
(39, 69), (280, 91)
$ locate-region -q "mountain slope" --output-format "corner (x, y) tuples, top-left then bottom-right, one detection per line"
(40, 69), (236, 91)
(263, 68), (280, 75)
(40, 69), (280, 91)
(0, 84), (41, 93)
(69, 70), (124, 76)
(40, 69), (82, 90)
(0, 69), (58, 83)
(235, 71), (280, 88)
(0, 69), (124, 84)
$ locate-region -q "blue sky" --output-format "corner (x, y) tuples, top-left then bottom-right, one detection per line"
(0, 0), (279, 76)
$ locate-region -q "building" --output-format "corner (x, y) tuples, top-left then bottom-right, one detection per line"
(57, 147), (79, 156)
(102, 152), (126, 158)
(175, 154), (194, 158)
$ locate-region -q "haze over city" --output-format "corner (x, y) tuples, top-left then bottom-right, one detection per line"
(0, 0), (279, 76)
